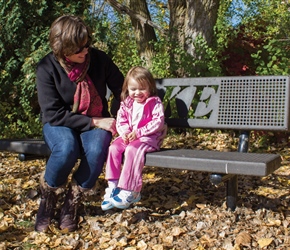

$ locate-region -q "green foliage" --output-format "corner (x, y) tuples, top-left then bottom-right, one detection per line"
(190, 36), (222, 77)
(252, 39), (290, 75)
(241, 0), (290, 76)
(215, 0), (290, 76)
(0, 0), (91, 138)
(150, 37), (172, 78)
(92, 13), (144, 76)
(1, 0), (290, 138)
(148, 35), (221, 78)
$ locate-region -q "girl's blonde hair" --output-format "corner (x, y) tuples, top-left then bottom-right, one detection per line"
(121, 66), (157, 101)
(49, 15), (92, 61)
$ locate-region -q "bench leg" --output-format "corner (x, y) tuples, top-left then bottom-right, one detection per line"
(226, 175), (238, 211)
(238, 131), (249, 152)
(226, 131), (249, 210)
(210, 130), (250, 210)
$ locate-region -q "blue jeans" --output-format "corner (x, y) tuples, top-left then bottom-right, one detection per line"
(43, 123), (112, 188)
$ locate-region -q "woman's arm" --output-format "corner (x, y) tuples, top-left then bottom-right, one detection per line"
(91, 117), (117, 135)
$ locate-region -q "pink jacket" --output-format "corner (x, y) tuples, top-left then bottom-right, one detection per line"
(115, 96), (165, 149)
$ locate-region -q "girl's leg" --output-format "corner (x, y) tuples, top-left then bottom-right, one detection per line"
(118, 140), (155, 192)
(74, 128), (112, 188)
(101, 137), (126, 211)
(105, 137), (127, 180)
(43, 123), (80, 187)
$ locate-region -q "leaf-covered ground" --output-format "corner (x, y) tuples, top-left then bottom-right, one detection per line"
(0, 131), (289, 250)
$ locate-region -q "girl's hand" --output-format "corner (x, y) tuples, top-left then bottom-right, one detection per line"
(122, 134), (129, 144)
(91, 117), (117, 135)
(127, 131), (137, 142)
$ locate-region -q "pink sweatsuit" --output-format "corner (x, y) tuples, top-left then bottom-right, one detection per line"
(105, 96), (164, 192)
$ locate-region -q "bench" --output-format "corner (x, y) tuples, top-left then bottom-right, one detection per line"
(0, 75), (289, 211)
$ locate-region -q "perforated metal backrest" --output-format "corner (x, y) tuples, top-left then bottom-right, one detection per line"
(156, 76), (290, 131)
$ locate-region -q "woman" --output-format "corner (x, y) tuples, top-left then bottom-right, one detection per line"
(35, 15), (124, 232)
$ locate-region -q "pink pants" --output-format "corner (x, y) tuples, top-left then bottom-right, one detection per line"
(105, 137), (155, 192)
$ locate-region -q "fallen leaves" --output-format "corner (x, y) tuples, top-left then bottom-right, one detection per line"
(0, 131), (290, 249)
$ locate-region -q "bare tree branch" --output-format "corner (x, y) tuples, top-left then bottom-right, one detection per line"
(106, 0), (166, 34)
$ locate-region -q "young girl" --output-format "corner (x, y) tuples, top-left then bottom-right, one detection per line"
(101, 66), (165, 210)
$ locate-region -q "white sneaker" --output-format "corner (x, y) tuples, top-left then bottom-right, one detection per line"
(112, 190), (141, 209)
(101, 187), (120, 211)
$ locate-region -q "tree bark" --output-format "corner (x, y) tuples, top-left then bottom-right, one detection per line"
(169, 0), (220, 54)
(168, 0), (187, 76)
(168, 0), (220, 76)
(106, 0), (164, 33)
(168, 0), (187, 51)
(129, 0), (157, 67)
(106, 0), (160, 67)
(186, 0), (220, 55)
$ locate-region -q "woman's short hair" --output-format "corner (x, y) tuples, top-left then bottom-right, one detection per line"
(49, 15), (91, 60)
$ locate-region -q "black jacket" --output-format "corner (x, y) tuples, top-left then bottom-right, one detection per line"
(36, 48), (124, 132)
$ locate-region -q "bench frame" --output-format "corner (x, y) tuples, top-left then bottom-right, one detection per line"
(1, 75), (288, 210)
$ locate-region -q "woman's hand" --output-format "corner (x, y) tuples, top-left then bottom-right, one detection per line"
(91, 117), (117, 135)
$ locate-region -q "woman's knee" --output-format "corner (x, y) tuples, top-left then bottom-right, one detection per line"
(53, 138), (80, 158)
(44, 124), (80, 157)
(81, 129), (112, 157)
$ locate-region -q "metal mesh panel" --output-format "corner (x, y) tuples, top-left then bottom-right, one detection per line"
(218, 77), (288, 130)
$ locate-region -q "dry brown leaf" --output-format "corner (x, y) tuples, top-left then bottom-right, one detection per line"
(232, 244), (241, 250)
(0, 220), (9, 233)
(267, 217), (282, 226)
(200, 234), (215, 247)
(143, 172), (155, 179)
(138, 226), (150, 234)
(116, 237), (127, 247)
(171, 226), (185, 236)
(258, 238), (273, 248)
(196, 203), (206, 209)
(137, 240), (147, 250)
(152, 245), (164, 250)
(235, 231), (252, 246)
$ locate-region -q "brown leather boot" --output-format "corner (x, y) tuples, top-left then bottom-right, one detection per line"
(59, 180), (94, 232)
(35, 173), (64, 232)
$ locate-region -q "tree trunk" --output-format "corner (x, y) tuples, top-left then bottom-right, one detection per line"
(169, 0), (220, 54)
(168, 0), (220, 76)
(168, 0), (187, 50)
(106, 0), (158, 67)
(129, 0), (157, 67)
(168, 0), (187, 76)
(185, 0), (220, 55)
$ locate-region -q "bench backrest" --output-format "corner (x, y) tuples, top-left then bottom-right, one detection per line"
(155, 76), (290, 131)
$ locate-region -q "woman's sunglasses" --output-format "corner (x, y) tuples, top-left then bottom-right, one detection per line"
(74, 41), (91, 54)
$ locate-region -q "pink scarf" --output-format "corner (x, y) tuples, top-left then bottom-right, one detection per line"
(61, 54), (103, 117)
